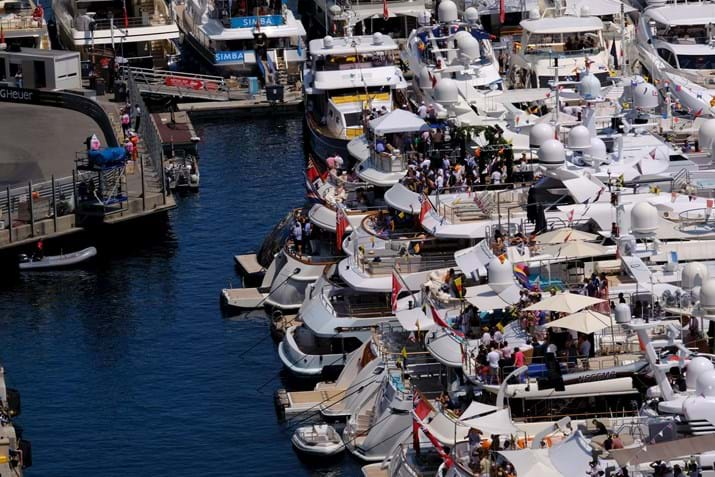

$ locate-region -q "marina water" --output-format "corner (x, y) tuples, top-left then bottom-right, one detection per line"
(0, 116), (361, 476)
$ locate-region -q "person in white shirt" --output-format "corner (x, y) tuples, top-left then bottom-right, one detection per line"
(481, 329), (491, 347)
(491, 169), (502, 184)
(493, 329), (504, 343)
(292, 220), (303, 254)
(417, 102), (428, 119)
(487, 346), (501, 383)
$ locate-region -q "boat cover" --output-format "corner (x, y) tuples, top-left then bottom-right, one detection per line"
(88, 147), (127, 166)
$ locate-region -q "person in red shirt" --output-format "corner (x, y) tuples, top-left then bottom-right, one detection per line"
(513, 347), (526, 382)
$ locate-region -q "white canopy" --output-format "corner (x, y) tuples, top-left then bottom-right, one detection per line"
(460, 408), (521, 435)
(499, 431), (594, 477)
(524, 291), (604, 313)
(369, 109), (428, 135)
(541, 240), (608, 259)
(396, 307), (436, 331)
(465, 284), (521, 311)
(454, 240), (494, 279)
(537, 227), (597, 244)
(543, 309), (611, 334)
(459, 401), (499, 422)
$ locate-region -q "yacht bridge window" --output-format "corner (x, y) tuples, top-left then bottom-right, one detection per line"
(314, 52), (397, 71)
(525, 31), (603, 56)
(652, 23), (712, 45)
(676, 54), (715, 70)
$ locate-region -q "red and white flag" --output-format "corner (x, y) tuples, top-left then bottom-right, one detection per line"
(383, 0), (389, 21)
(499, 0), (506, 24)
(122, 0), (129, 28)
(419, 194), (431, 223)
(430, 305), (450, 329)
(335, 206), (349, 252)
(567, 209), (575, 224)
(391, 270), (403, 312)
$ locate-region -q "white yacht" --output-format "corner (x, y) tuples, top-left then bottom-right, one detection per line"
(405, 3), (503, 116)
(0, 0), (49, 50)
(174, 0), (306, 78)
(304, 33), (408, 163)
(277, 270), (396, 377)
(632, 1), (715, 117)
(509, 9), (611, 89)
(53, 0), (180, 68)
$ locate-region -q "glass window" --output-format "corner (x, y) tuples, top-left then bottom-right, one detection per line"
(677, 54), (715, 69)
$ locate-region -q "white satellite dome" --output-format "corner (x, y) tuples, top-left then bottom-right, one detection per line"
(529, 122), (555, 148)
(698, 119), (715, 151)
(418, 10), (432, 25)
(372, 32), (384, 45)
(579, 5), (591, 16)
(614, 303), (631, 324)
(434, 78), (459, 104)
(578, 72), (601, 100)
(455, 31), (480, 61)
(682, 262), (709, 290)
(696, 370), (715, 397)
(329, 4), (342, 15)
(700, 278), (715, 318)
(323, 35), (334, 49)
(528, 7), (540, 19)
(438, 0), (459, 23)
(586, 137), (607, 159)
(630, 202), (658, 236)
(418, 66), (433, 90)
(488, 256), (513, 293)
(538, 139), (565, 169)
(687, 357), (715, 390)
(567, 125), (591, 150)
(633, 82), (659, 109)
(464, 6), (479, 23)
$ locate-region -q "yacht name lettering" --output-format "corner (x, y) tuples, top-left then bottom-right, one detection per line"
(0, 88), (32, 101)
(230, 15), (283, 28)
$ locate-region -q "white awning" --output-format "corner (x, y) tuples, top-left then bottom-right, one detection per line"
(460, 408), (521, 435)
(459, 401), (499, 422)
(454, 240), (494, 279)
(561, 176), (604, 204)
(369, 108), (428, 135)
(464, 284), (520, 311)
(396, 307), (435, 331)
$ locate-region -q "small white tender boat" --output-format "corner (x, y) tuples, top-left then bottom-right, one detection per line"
(19, 247), (97, 270)
(291, 424), (345, 457)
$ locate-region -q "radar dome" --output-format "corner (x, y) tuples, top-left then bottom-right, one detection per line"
(587, 137), (607, 159)
(579, 5), (591, 16)
(529, 123), (555, 148)
(455, 31), (480, 61)
(434, 78), (459, 104)
(682, 262), (709, 290)
(700, 278), (715, 318)
(438, 0), (459, 23)
(528, 7), (540, 19)
(372, 32), (384, 45)
(698, 119), (715, 151)
(687, 357), (715, 390)
(329, 4), (342, 15)
(614, 303), (631, 324)
(633, 82), (659, 109)
(323, 35), (334, 49)
(488, 256), (513, 293)
(578, 72), (601, 100)
(696, 370), (715, 397)
(630, 202), (658, 236)
(418, 10), (432, 25)
(538, 139), (565, 169)
(567, 125), (591, 150)
(464, 7), (479, 23)
(418, 66), (433, 90)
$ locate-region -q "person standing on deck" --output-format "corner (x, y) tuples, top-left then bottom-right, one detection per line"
(129, 133), (139, 162)
(35, 239), (44, 260)
(303, 219), (312, 255)
(14, 69), (22, 88)
(134, 104), (142, 132)
(292, 219), (303, 255)
(121, 110), (131, 139)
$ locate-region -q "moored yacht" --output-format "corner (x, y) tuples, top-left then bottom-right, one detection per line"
(53, 0), (180, 68)
(304, 33), (408, 163)
(0, 0), (50, 50)
(173, 0), (306, 79)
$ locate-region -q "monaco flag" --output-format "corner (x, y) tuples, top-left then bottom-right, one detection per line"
(383, 0), (389, 20)
(336, 206), (349, 252)
(391, 271), (403, 312)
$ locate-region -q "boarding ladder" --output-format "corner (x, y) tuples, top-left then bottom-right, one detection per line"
(120, 67), (231, 101)
(672, 168), (691, 192)
(474, 191), (496, 215)
(274, 49), (289, 85)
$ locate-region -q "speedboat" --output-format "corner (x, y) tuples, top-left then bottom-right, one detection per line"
(303, 33), (408, 163)
(173, 0), (306, 79)
(291, 424), (345, 457)
(18, 246), (97, 270)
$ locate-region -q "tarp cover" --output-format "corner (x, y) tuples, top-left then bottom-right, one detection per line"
(88, 147), (126, 166)
(369, 109), (428, 135)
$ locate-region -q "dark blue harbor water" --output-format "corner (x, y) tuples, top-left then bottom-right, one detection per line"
(0, 116), (362, 476)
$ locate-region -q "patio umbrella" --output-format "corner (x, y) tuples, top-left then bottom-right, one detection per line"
(537, 227), (597, 244)
(543, 309), (612, 334)
(524, 291), (604, 313)
(542, 240), (607, 259)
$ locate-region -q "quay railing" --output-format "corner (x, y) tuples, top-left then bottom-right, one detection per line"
(120, 66), (232, 101)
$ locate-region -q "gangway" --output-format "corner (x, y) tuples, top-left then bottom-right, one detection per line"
(120, 67), (250, 101)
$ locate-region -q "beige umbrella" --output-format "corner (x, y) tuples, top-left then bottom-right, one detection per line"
(524, 291), (605, 313)
(541, 240), (608, 259)
(543, 309), (612, 334)
(537, 227), (598, 244)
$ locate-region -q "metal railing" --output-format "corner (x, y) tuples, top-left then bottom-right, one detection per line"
(0, 13), (44, 32)
(121, 66), (231, 101)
